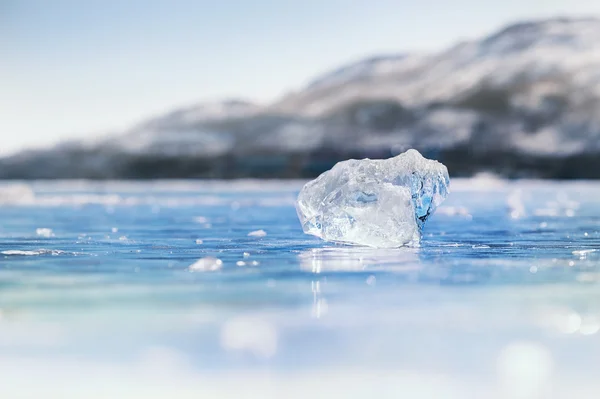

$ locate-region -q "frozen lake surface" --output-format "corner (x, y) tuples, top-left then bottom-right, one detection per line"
(1, 178), (600, 398)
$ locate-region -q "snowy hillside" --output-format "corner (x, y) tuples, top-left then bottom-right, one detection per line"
(2, 17), (600, 179)
(274, 18), (600, 115)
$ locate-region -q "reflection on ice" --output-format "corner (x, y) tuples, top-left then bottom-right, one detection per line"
(572, 249), (597, 259)
(298, 246), (420, 273)
(310, 281), (328, 319)
(507, 189), (527, 219)
(505, 187), (582, 220)
(436, 205), (472, 218)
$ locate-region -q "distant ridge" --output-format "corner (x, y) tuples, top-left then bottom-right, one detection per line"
(3, 17), (600, 179)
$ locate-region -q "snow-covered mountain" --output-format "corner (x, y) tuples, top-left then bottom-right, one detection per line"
(274, 18), (600, 115)
(115, 99), (261, 157)
(3, 17), (600, 179)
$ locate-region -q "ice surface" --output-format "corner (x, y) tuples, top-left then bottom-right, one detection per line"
(3, 180), (600, 398)
(295, 149), (449, 248)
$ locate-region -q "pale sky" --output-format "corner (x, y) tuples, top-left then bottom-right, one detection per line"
(2, 0), (600, 155)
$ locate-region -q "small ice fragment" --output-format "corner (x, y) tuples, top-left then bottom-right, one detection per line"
(119, 236), (128, 241)
(366, 275), (376, 286)
(189, 257), (223, 272)
(248, 229), (267, 237)
(111, 227), (119, 233)
(295, 149), (449, 248)
(236, 261), (246, 266)
(195, 239), (204, 244)
(1, 249), (67, 256)
(251, 260), (260, 266)
(2, 250), (41, 256)
(194, 216), (209, 223)
(36, 228), (54, 238)
(243, 252), (250, 258)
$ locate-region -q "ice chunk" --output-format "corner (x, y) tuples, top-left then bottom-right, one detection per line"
(189, 257), (223, 272)
(295, 149), (449, 248)
(247, 229), (267, 237)
(36, 228), (54, 238)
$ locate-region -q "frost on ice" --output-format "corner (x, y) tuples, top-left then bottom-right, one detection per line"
(295, 149), (449, 248)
